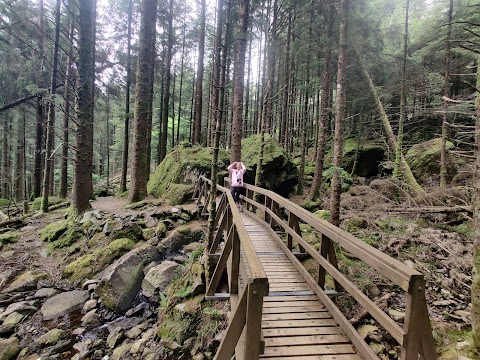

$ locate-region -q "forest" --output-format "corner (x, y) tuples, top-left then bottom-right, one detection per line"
(0, 0), (480, 358)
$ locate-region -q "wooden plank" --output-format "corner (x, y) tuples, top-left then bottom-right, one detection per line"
(260, 355), (360, 360)
(262, 319), (337, 328)
(263, 295), (319, 301)
(263, 327), (342, 337)
(262, 306), (325, 313)
(263, 312), (332, 321)
(262, 344), (356, 357)
(264, 334), (350, 346)
(263, 301), (324, 308)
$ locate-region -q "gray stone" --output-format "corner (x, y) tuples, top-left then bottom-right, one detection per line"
(35, 328), (66, 347)
(111, 341), (131, 360)
(130, 328), (155, 354)
(83, 299), (97, 313)
(184, 242), (203, 254)
(80, 210), (104, 225)
(34, 288), (59, 298)
(3, 271), (46, 293)
(107, 327), (125, 349)
(0, 337), (20, 360)
(0, 301), (36, 321)
(125, 322), (150, 339)
(95, 245), (161, 313)
(2, 312), (24, 326)
(41, 290), (89, 320)
(0, 323), (15, 337)
(142, 261), (182, 298)
(81, 309), (101, 328)
(72, 341), (90, 359)
(388, 309), (405, 322)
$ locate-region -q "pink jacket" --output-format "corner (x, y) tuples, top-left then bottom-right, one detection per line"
(228, 162), (246, 187)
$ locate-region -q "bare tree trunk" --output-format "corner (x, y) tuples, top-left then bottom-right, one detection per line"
(60, 10), (75, 199)
(329, 0), (348, 227)
(393, 0), (410, 180)
(472, 55), (480, 349)
(41, 0), (61, 212)
(34, 96), (44, 198)
(192, 0), (205, 145)
(440, 0), (453, 189)
(159, 0), (174, 162)
(280, 13), (292, 149)
(72, 0), (96, 216)
(2, 119), (9, 199)
(15, 111), (26, 201)
(308, 0), (334, 201)
(128, 0), (158, 202)
(120, 0), (133, 193)
(230, 0), (249, 162)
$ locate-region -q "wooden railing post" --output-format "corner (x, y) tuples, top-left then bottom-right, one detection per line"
(230, 229), (240, 295)
(264, 197), (272, 223)
(244, 279), (268, 359)
(402, 275), (436, 360)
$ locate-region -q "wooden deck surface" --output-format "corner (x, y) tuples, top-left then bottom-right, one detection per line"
(241, 213), (362, 360)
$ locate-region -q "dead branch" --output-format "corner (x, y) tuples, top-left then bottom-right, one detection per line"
(349, 292), (393, 326)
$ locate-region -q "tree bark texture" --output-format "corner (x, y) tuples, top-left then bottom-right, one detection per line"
(128, 0), (158, 202)
(72, 0), (96, 215)
(329, 0), (348, 228)
(230, 0), (250, 162)
(192, 0), (206, 145)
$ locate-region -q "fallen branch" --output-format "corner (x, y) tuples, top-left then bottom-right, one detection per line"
(388, 205), (472, 215)
(349, 292), (393, 326)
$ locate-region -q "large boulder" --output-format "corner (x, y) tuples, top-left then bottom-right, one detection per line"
(95, 244), (161, 313)
(0, 337), (20, 360)
(405, 138), (462, 185)
(241, 134), (298, 196)
(147, 144), (230, 205)
(342, 138), (385, 178)
(158, 225), (204, 255)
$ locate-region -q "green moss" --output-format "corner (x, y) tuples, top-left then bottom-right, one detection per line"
(32, 196), (64, 210)
(64, 238), (135, 284)
(39, 220), (69, 242)
(0, 198), (10, 207)
(241, 134), (284, 166)
(436, 329), (477, 360)
(0, 232), (20, 245)
(299, 224), (321, 250)
(147, 145), (229, 205)
(341, 216), (368, 234)
(124, 200), (150, 210)
(313, 210), (330, 221)
(451, 221), (474, 239)
(375, 218), (408, 235)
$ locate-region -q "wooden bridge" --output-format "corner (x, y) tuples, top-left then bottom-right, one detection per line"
(193, 176), (436, 360)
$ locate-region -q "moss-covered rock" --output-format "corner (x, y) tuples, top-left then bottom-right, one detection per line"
(405, 138), (461, 184)
(0, 337), (20, 360)
(4, 271), (48, 292)
(64, 238), (136, 284)
(109, 222), (143, 242)
(241, 134), (298, 196)
(39, 220), (69, 243)
(32, 196), (64, 211)
(0, 232), (20, 245)
(147, 145), (229, 205)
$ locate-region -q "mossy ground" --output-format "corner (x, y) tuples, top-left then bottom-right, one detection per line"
(32, 196), (64, 210)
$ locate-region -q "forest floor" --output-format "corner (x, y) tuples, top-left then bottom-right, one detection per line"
(0, 188), (476, 359)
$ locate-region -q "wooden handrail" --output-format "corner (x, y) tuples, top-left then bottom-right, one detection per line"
(197, 176), (268, 360)
(222, 177), (436, 360)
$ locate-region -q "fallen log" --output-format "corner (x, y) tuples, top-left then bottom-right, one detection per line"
(387, 205), (472, 215)
(349, 292), (393, 326)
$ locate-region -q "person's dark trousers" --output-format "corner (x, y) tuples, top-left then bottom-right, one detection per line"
(231, 186), (241, 203)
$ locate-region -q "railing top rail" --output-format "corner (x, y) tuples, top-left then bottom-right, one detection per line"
(200, 176), (267, 281)
(225, 178), (421, 290)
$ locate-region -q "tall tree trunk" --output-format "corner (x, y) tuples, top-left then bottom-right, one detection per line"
(244, 25), (252, 137)
(41, 0), (61, 212)
(176, 0), (186, 145)
(209, 0), (225, 149)
(308, 0), (334, 201)
(264, 0), (277, 134)
(230, 0), (249, 162)
(120, 0), (133, 193)
(34, 96), (44, 198)
(15, 111), (26, 201)
(472, 54), (480, 349)
(192, 0), (205, 145)
(171, 70), (176, 148)
(2, 119), (9, 199)
(72, 0), (96, 216)
(393, 0), (410, 180)
(106, 85), (111, 188)
(440, 0), (453, 189)
(60, 10), (75, 199)
(128, 0), (158, 202)
(280, 13), (292, 149)
(159, 0), (174, 162)
(329, 0), (348, 227)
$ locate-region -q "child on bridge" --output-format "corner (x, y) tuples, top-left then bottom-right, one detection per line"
(228, 161), (246, 211)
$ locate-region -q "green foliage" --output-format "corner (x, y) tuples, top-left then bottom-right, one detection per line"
(39, 220), (69, 242)
(375, 218), (408, 235)
(451, 221), (474, 240)
(0, 198), (10, 207)
(241, 133), (285, 167)
(322, 166), (352, 192)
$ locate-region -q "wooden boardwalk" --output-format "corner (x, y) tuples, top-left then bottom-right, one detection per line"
(241, 213), (361, 360)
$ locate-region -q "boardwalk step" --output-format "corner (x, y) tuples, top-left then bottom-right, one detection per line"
(205, 293), (230, 301)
